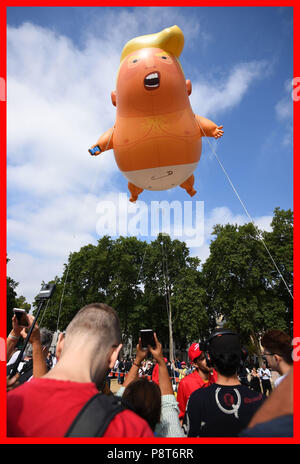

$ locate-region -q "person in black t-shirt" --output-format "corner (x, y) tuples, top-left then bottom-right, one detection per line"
(183, 330), (265, 437)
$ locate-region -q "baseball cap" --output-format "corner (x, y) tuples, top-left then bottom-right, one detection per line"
(209, 332), (241, 355)
(188, 343), (203, 362)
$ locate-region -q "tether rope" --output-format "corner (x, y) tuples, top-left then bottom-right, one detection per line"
(196, 119), (293, 301)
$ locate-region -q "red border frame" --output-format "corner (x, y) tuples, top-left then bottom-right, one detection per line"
(0, 0), (298, 446)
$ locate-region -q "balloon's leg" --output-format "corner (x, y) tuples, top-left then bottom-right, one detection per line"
(180, 175), (197, 197)
(128, 182), (144, 203)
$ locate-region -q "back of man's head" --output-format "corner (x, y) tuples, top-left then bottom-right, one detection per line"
(261, 330), (293, 365)
(208, 331), (242, 377)
(61, 303), (122, 388)
(65, 303), (121, 353)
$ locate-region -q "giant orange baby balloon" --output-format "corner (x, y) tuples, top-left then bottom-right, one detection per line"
(89, 25), (224, 202)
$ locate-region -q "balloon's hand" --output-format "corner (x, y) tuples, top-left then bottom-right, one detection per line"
(213, 125), (224, 139)
(88, 145), (102, 156)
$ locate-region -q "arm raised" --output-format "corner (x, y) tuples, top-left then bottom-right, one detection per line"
(195, 115), (224, 139)
(88, 126), (115, 156)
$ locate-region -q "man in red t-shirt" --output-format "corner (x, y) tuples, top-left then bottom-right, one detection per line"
(7, 303), (154, 438)
(177, 343), (217, 420)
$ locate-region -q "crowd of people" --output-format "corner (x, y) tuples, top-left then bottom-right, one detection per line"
(6, 303), (294, 438)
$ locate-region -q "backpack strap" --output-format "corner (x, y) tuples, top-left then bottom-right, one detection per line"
(65, 393), (126, 437)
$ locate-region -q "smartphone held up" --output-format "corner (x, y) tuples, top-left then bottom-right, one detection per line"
(13, 308), (29, 328)
(140, 329), (156, 350)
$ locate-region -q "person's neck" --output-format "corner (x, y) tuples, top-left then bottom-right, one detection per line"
(43, 353), (93, 384)
(279, 362), (292, 377)
(196, 368), (210, 381)
(216, 372), (241, 386)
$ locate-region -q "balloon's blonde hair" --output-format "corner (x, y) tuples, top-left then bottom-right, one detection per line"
(120, 25), (185, 63)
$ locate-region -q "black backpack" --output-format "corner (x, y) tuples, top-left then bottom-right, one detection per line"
(65, 393), (130, 437)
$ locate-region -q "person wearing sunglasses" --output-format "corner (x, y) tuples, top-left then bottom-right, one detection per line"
(261, 330), (293, 389)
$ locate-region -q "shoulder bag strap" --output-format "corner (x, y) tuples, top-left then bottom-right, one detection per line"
(65, 393), (125, 437)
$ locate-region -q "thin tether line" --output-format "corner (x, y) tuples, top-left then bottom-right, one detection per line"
(197, 119), (293, 301)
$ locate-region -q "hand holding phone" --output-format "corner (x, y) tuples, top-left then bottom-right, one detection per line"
(13, 308), (29, 328)
(88, 145), (101, 156)
(140, 329), (156, 350)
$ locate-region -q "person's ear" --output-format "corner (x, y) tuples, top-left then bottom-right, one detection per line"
(109, 344), (122, 369)
(55, 332), (65, 361)
(111, 91), (117, 107)
(186, 79), (192, 96)
(274, 354), (281, 365)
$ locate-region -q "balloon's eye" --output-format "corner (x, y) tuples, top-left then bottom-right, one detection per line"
(156, 53), (172, 64)
(128, 56), (140, 68)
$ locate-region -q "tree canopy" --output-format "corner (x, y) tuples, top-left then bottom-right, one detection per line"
(24, 207), (293, 357)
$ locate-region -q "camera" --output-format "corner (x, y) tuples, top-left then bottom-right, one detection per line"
(36, 283), (56, 300)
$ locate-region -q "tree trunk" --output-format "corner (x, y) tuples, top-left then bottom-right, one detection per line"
(250, 332), (264, 367)
(168, 300), (174, 363)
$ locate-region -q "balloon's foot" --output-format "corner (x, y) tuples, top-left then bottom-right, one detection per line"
(180, 175), (196, 197)
(128, 182), (143, 203)
(187, 189), (197, 197)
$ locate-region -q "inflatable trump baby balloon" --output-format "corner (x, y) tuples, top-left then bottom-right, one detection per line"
(89, 25), (224, 202)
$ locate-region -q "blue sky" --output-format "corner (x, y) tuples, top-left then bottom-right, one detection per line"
(6, 7), (293, 304)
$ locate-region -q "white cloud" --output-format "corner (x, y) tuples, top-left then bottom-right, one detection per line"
(7, 252), (64, 307)
(190, 61), (271, 119)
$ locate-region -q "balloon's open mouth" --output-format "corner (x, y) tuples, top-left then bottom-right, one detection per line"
(144, 72), (160, 90)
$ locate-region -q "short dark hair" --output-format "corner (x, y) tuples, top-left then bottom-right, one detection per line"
(261, 330), (293, 365)
(122, 378), (161, 431)
(210, 352), (241, 377)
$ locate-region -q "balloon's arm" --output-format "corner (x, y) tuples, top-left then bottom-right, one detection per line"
(88, 126), (114, 156)
(195, 115), (224, 139)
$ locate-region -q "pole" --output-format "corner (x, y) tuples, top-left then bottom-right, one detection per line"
(161, 235), (174, 363)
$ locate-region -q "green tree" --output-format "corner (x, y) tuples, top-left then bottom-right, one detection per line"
(202, 209), (293, 352)
(37, 234), (207, 358)
(15, 295), (31, 312)
(140, 234), (206, 358)
(7, 257), (31, 334)
(7, 275), (18, 335)
(171, 264), (211, 345)
(105, 236), (148, 346)
(34, 208), (293, 360)
(262, 207), (293, 330)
